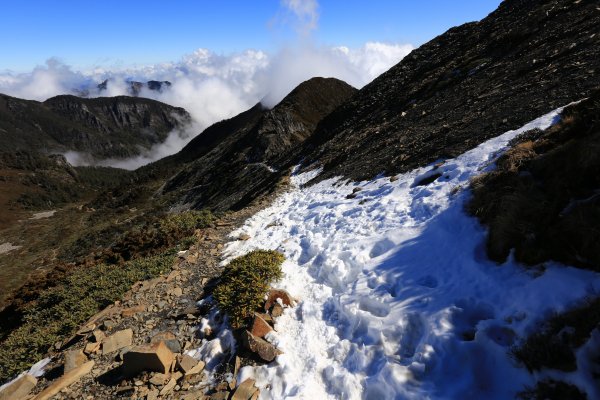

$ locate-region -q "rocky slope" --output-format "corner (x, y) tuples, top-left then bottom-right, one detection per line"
(298, 0), (600, 181)
(151, 77), (356, 211)
(0, 94), (190, 159)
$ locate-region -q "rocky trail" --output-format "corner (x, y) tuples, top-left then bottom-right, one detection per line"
(0, 194), (279, 400)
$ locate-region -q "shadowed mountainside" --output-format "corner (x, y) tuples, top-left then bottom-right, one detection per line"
(0, 94), (190, 159)
(298, 0), (600, 182)
(129, 77), (357, 212)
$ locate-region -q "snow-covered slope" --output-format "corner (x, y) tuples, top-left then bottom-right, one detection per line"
(222, 107), (600, 399)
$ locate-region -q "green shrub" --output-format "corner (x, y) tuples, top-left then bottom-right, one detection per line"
(213, 250), (285, 328)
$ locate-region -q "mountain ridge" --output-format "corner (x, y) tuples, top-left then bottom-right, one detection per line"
(0, 93), (190, 159)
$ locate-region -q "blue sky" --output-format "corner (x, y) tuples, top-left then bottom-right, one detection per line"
(2, 0), (501, 72)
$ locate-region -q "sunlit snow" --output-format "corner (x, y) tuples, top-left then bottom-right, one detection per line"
(218, 106), (600, 399)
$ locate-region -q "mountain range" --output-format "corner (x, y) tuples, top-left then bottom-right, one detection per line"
(0, 0), (599, 398)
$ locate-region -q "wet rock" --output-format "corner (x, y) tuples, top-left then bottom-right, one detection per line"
(122, 341), (174, 377)
(241, 330), (283, 362)
(0, 373), (37, 400)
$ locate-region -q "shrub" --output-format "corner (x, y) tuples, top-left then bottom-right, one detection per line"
(517, 379), (587, 400)
(213, 250), (285, 328)
(511, 297), (600, 372)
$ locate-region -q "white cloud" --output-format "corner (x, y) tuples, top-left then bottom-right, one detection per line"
(281, 0), (320, 35)
(0, 41), (412, 169)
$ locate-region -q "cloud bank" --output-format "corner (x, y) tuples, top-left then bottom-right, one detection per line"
(0, 42), (412, 169)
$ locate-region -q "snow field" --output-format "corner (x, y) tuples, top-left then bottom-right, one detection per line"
(204, 107), (600, 399)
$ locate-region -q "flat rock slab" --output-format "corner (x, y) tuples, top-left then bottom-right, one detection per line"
(0, 373), (37, 400)
(102, 328), (133, 354)
(231, 378), (259, 400)
(33, 360), (94, 400)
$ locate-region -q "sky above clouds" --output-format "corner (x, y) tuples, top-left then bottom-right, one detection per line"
(0, 0), (502, 168)
(1, 0), (501, 72)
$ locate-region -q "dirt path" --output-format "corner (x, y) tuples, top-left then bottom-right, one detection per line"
(25, 194), (276, 400)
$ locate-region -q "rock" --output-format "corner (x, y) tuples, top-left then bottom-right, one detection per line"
(0, 373), (37, 400)
(233, 356), (241, 376)
(271, 303), (284, 318)
(250, 313), (273, 338)
(183, 360), (205, 377)
(102, 328), (133, 354)
(210, 392), (230, 400)
(238, 233), (251, 241)
(102, 320), (116, 330)
(149, 373), (169, 386)
(64, 349), (87, 373)
(172, 371), (183, 381)
(32, 360), (94, 400)
(265, 289), (295, 311)
(84, 341), (101, 355)
(91, 329), (105, 343)
(121, 305), (146, 318)
(177, 354), (199, 374)
(168, 287), (183, 297)
(122, 341), (174, 377)
(151, 331), (181, 354)
(231, 378), (259, 400)
(146, 389), (159, 400)
(241, 330), (283, 362)
(115, 386), (135, 396)
(167, 270), (181, 282)
(159, 378), (176, 396)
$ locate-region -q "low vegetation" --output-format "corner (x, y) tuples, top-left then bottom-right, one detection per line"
(213, 250), (285, 328)
(0, 251), (175, 382)
(518, 379), (587, 400)
(0, 209), (214, 383)
(511, 297), (600, 372)
(468, 91), (600, 270)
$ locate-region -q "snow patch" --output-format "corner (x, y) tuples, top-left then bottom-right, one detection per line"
(0, 242), (21, 255)
(29, 210), (56, 220)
